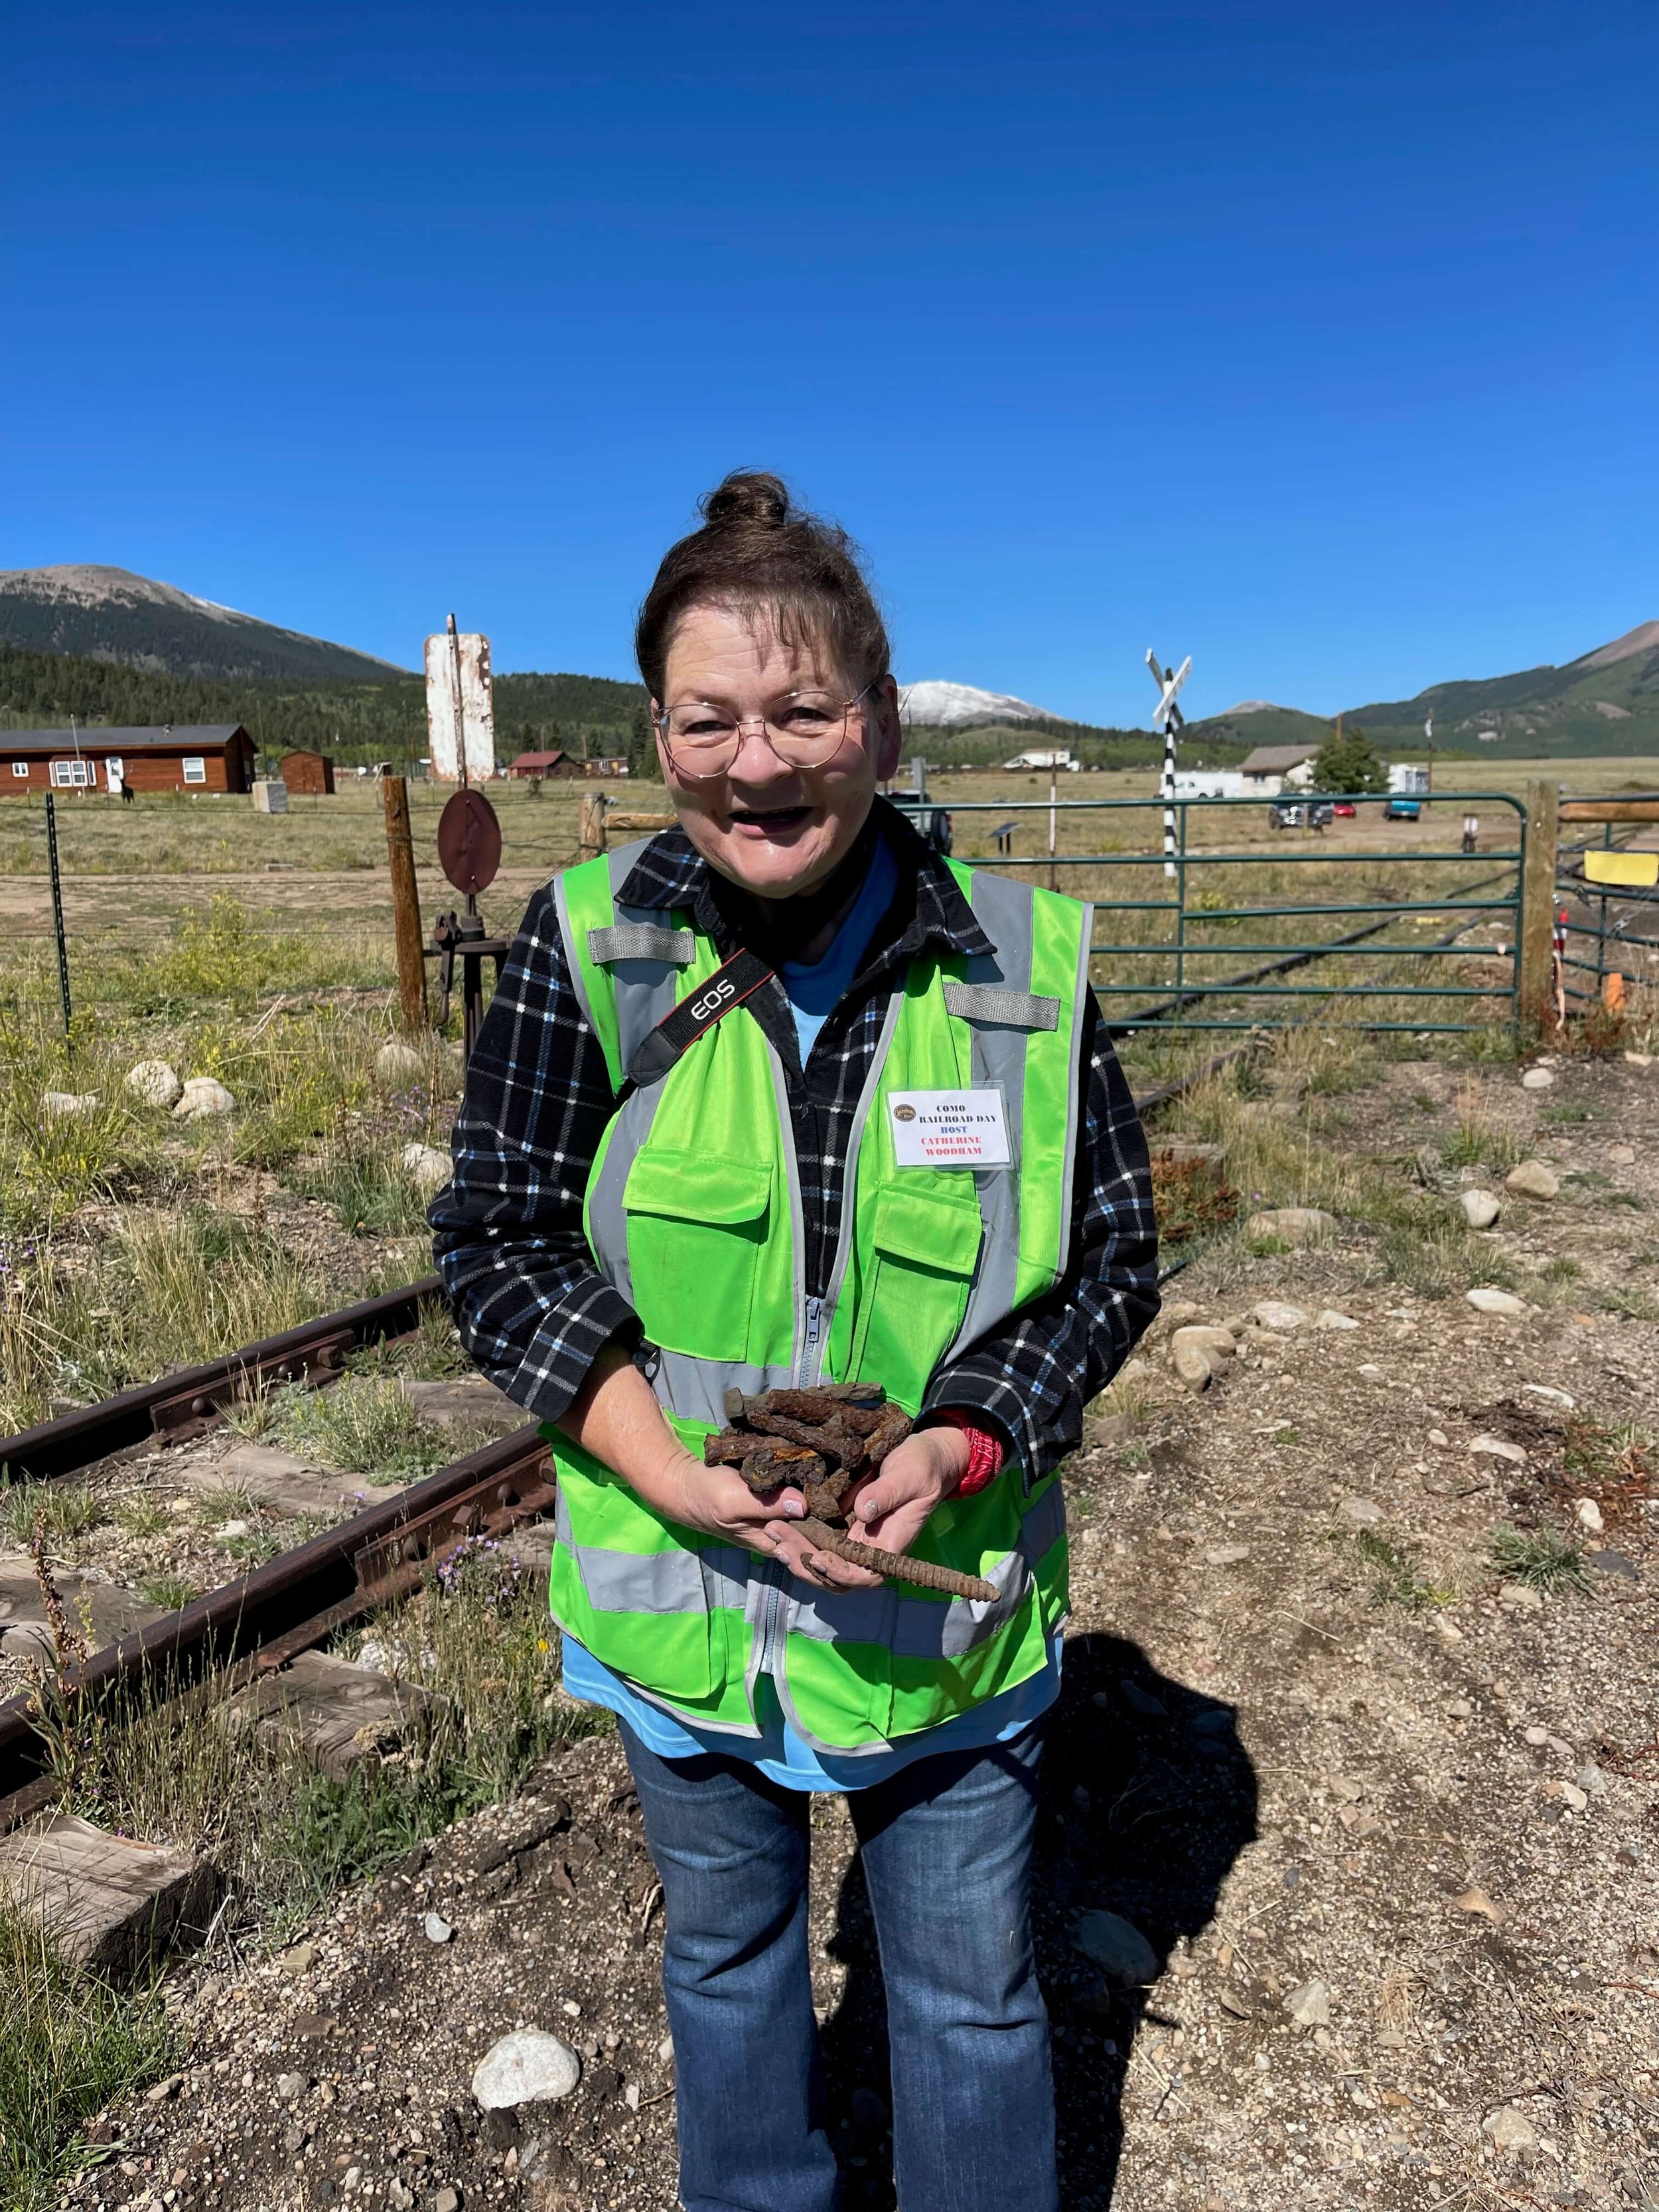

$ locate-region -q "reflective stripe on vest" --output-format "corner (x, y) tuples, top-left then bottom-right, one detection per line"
(545, 842), (1088, 1752)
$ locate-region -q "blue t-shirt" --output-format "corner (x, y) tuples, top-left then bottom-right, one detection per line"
(561, 830), (1061, 1787)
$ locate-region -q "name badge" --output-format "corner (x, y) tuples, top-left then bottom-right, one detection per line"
(887, 1087), (1011, 1170)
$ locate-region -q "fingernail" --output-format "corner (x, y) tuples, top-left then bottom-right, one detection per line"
(780, 1499), (804, 1517)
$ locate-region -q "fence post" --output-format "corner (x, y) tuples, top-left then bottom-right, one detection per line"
(1518, 778), (1559, 1033)
(382, 775), (429, 1033)
(578, 788), (607, 861)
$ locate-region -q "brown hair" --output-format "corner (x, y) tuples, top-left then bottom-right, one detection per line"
(635, 471), (891, 703)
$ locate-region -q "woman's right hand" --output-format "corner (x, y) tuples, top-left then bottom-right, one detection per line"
(632, 1448), (807, 1558)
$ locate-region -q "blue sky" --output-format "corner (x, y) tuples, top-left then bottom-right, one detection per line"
(5, 3), (1655, 724)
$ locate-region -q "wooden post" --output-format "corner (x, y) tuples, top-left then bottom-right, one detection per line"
(577, 788), (607, 861)
(1518, 778), (1559, 1034)
(382, 776), (428, 1033)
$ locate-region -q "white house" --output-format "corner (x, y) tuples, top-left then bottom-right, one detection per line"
(1239, 744), (1320, 796)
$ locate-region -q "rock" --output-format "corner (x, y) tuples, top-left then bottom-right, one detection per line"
(1470, 1435), (1526, 1465)
(125, 1059), (182, 1108)
(1523, 1725), (1549, 1745)
(173, 1075), (234, 1121)
(1587, 1549), (1638, 1582)
(1460, 1189), (1502, 1228)
(1519, 1067), (1555, 1091)
(1498, 1582), (1546, 1612)
(1575, 1763), (1606, 1798)
(1575, 1497), (1605, 1534)
(1170, 1325), (1237, 1392)
(1204, 1542), (1251, 1567)
(145, 2072), (183, 2103)
(1506, 1160), (1560, 1201)
(424, 1911), (454, 1943)
(472, 2030), (582, 2110)
(657, 2033), (674, 2063)
(1245, 1207), (1338, 1247)
(1467, 1287), (1527, 1317)
(434, 2191), (462, 2212)
(1610, 1143), (1636, 1165)
(1521, 1384), (1575, 1408)
(1622, 1051), (1652, 1069)
(41, 1090), (102, 1118)
(1447, 1698), (1473, 1719)
(1152, 1298), (1203, 1337)
(1252, 1299), (1309, 1332)
(375, 1038), (428, 1090)
(1560, 1781), (1589, 1813)
(1073, 1909), (1159, 1988)
(1337, 1497), (1383, 1527)
(1315, 1309), (1358, 1331)
(214, 1519), (253, 1542)
(1284, 1979), (1331, 2028)
(1482, 2106), (1539, 2153)
(1119, 1679), (1167, 1719)
(401, 1142), (451, 1196)
(276, 2071), (307, 2101)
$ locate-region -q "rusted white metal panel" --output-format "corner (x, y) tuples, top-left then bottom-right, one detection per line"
(425, 628), (496, 783)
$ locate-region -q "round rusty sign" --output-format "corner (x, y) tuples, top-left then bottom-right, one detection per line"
(437, 788), (502, 896)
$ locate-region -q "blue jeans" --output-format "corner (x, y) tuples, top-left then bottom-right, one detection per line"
(620, 1716), (1056, 2212)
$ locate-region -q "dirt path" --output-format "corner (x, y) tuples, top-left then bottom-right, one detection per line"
(60, 1053), (1659, 2212)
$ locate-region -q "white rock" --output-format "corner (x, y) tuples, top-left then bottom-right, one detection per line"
(1073, 1909), (1159, 1988)
(41, 1090), (102, 1118)
(1519, 1067), (1555, 1090)
(1285, 1978), (1331, 2028)
(1169, 1325), (1236, 1392)
(1469, 1435), (1527, 1465)
(1506, 1159), (1560, 1201)
(125, 1059), (182, 1108)
(471, 2029), (582, 2110)
(173, 1075), (234, 1121)
(424, 1912), (454, 1944)
(1482, 2105), (1538, 2153)
(1560, 1781), (1589, 1813)
(1315, 1309), (1358, 1331)
(276, 2071), (307, 2102)
(1204, 1542), (1252, 1567)
(401, 1142), (451, 1195)
(1337, 1497), (1383, 1527)
(1575, 1497), (1605, 1534)
(1467, 1287), (1526, 1317)
(375, 1039), (427, 1090)
(1252, 1299), (1309, 1333)
(214, 1519), (253, 1541)
(1498, 1582), (1546, 1613)
(1623, 1051), (1653, 1069)
(657, 2033), (675, 2063)
(1521, 1384), (1575, 1408)
(1428, 1429), (1449, 1447)
(1460, 1189), (1502, 1228)
(1244, 1207), (1338, 1248)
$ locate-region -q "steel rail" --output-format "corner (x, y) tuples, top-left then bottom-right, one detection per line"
(0, 1421), (553, 1808)
(0, 1276), (445, 1485)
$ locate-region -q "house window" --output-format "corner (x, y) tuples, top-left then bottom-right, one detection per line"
(50, 759), (93, 788)
(182, 757), (207, 785)
(11, 761), (29, 778)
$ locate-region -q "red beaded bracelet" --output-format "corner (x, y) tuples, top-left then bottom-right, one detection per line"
(925, 1408), (1005, 1497)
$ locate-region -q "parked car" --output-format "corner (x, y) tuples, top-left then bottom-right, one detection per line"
(1332, 800), (1356, 818)
(1384, 796), (1422, 822)
(889, 793), (954, 854)
(1268, 799), (1334, 831)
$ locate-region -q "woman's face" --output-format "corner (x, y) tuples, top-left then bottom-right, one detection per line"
(656, 601), (902, 899)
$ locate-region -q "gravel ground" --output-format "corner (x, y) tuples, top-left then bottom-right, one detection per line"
(52, 1052), (1659, 2211)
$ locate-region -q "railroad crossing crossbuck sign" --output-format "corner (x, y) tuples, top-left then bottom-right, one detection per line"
(1146, 649), (1191, 879)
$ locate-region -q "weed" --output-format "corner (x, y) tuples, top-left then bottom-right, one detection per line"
(0, 1903), (175, 2212)
(186, 1483), (269, 1530)
(1441, 1098), (1521, 1173)
(1488, 1523), (1595, 1595)
(114, 1497), (171, 1540)
(1149, 1153), (1240, 1247)
(346, 1297), (469, 1382)
(1350, 1527), (1455, 1611)
(1597, 1284), (1659, 1321)
(258, 1378), (468, 1481)
(0, 1481), (104, 1550)
(137, 1572), (198, 1611)
(1539, 1100), (1604, 1126)
(1374, 1211), (1505, 1301)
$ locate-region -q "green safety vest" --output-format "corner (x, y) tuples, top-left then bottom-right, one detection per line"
(543, 836), (1094, 1755)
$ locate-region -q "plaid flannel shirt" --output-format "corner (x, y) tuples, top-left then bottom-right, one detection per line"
(431, 803), (1159, 1483)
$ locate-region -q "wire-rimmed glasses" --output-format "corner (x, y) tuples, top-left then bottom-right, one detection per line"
(653, 680), (881, 779)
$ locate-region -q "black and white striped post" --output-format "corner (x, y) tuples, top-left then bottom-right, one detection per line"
(1145, 650), (1191, 880)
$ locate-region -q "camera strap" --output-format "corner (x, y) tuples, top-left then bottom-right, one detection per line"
(624, 948), (776, 1090)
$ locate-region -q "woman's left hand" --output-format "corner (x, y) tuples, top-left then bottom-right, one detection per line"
(763, 1422), (972, 1592)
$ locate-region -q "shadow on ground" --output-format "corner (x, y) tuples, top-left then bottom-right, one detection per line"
(820, 1632), (1259, 2208)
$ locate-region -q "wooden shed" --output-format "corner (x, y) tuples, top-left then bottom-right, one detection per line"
(507, 749), (574, 779)
(0, 725), (255, 796)
(279, 749), (336, 796)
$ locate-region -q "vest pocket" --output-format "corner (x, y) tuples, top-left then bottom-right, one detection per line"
(622, 1149), (771, 1363)
(847, 1180), (984, 1406)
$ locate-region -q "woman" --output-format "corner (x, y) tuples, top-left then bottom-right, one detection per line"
(433, 473), (1158, 2212)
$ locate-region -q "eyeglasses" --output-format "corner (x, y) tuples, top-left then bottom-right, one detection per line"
(653, 680), (881, 778)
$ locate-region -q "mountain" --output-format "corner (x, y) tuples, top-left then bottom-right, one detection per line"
(0, 565), (407, 684)
(1185, 701), (1334, 753)
(898, 679), (1054, 728)
(1344, 621), (1659, 757)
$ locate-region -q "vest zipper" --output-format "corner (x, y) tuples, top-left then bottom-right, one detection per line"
(796, 1293), (824, 1389)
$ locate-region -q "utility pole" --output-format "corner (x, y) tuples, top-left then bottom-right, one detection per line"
(1425, 709), (1435, 796)
(382, 775), (429, 1032)
(1145, 650), (1191, 880)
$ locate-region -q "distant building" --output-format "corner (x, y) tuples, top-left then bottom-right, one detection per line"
(0, 724), (255, 794)
(1240, 743), (1320, 796)
(1388, 764), (1430, 795)
(279, 748), (336, 796)
(506, 749), (574, 779)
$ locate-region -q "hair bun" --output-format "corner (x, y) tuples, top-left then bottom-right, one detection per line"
(701, 470), (792, 532)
